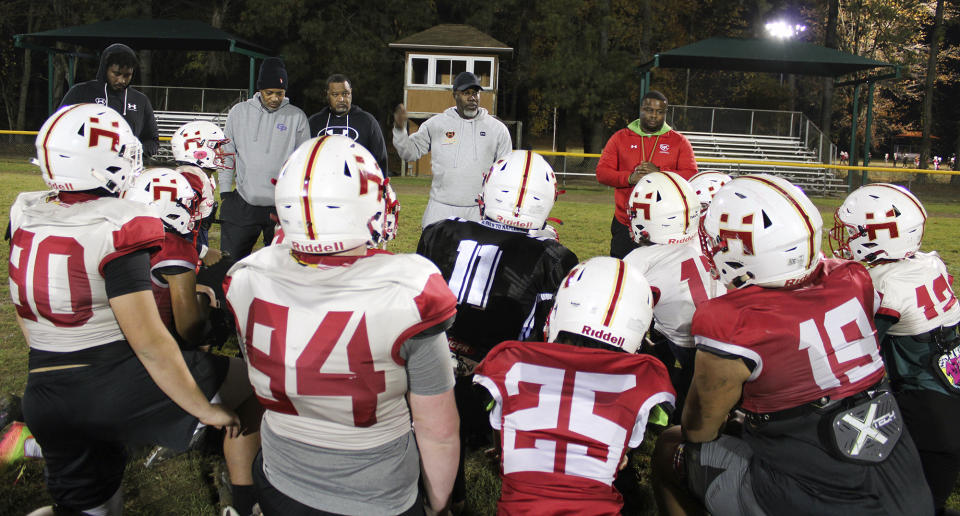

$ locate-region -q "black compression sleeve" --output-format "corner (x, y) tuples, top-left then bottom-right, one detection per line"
(104, 250), (153, 298)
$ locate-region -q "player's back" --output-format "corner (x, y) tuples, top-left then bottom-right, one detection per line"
(225, 246), (456, 450)
(870, 251), (960, 336)
(693, 258), (926, 515)
(624, 239), (724, 348)
(417, 219), (578, 358)
(474, 341), (675, 515)
(9, 191), (163, 352)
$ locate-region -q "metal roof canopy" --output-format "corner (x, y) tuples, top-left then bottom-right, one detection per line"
(14, 18), (273, 114)
(389, 24), (513, 54)
(638, 37), (901, 190)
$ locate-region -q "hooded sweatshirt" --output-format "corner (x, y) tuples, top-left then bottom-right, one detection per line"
(596, 120), (698, 225)
(60, 44), (160, 157)
(218, 93), (310, 206)
(308, 105), (388, 173)
(393, 106), (512, 207)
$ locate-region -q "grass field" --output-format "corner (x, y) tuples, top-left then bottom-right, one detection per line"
(0, 155), (958, 515)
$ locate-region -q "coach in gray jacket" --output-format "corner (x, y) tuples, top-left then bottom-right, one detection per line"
(219, 57), (310, 260)
(393, 72), (512, 227)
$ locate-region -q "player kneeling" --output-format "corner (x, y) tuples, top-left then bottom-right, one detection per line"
(225, 135), (459, 515)
(473, 256), (676, 515)
(831, 183), (959, 515)
(9, 104), (260, 516)
(623, 171), (725, 418)
(651, 175), (932, 516)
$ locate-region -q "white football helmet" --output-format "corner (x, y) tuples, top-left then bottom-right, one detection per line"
(275, 135), (389, 253)
(479, 150), (557, 230)
(627, 171), (700, 245)
(171, 121), (233, 169)
(175, 165), (216, 221)
(699, 174), (822, 289)
(829, 183), (927, 263)
(123, 168), (200, 235)
(546, 256), (654, 354)
(688, 170), (732, 208)
(379, 182), (401, 244)
(35, 103), (143, 193)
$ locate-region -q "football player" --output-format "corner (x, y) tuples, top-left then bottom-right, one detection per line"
(474, 256), (676, 515)
(687, 170), (731, 209)
(123, 168), (209, 347)
(171, 120), (233, 266)
(831, 183), (960, 515)
(415, 149), (578, 507)
(225, 135), (459, 515)
(651, 174), (932, 515)
(623, 171), (725, 418)
(8, 104), (261, 516)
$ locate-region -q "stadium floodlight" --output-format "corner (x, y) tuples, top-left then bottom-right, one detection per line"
(765, 20), (807, 39)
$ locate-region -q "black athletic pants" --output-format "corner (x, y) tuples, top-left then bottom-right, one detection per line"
(219, 192), (276, 261)
(896, 388), (960, 514)
(609, 217), (641, 259)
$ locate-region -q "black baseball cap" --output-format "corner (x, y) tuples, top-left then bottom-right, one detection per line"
(453, 72), (483, 92)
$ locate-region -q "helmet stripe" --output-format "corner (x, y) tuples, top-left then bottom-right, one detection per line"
(42, 104), (83, 180)
(603, 260), (626, 326)
(300, 136), (330, 240)
(513, 151), (533, 214)
(660, 171), (692, 233)
(741, 176), (817, 268)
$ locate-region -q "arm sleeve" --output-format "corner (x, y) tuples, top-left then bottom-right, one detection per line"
(370, 121), (389, 174)
(401, 332), (456, 395)
(218, 111), (237, 192)
(392, 121), (432, 162)
(295, 112), (311, 147)
(104, 250), (153, 298)
(596, 131), (630, 188)
(495, 122), (513, 160)
(140, 100), (160, 158)
(674, 135), (699, 179)
(59, 85), (82, 108)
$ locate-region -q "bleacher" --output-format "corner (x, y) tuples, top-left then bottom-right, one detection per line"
(152, 110), (228, 163)
(684, 131), (846, 196)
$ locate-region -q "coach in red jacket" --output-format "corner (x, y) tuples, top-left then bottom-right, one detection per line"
(596, 91), (698, 258)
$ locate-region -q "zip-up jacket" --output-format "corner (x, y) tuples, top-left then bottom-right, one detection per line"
(596, 121), (698, 225)
(60, 44), (160, 157)
(218, 93), (310, 206)
(393, 106), (512, 207)
(308, 105), (388, 173)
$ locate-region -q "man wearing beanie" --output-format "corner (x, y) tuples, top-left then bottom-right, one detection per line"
(393, 71), (512, 228)
(218, 57), (310, 260)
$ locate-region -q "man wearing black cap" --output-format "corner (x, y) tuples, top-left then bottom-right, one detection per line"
(218, 57), (310, 260)
(393, 71), (512, 227)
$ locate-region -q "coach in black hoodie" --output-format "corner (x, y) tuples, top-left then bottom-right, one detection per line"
(307, 74), (389, 174)
(60, 43), (160, 158)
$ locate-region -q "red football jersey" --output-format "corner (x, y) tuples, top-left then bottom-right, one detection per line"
(691, 259), (885, 414)
(474, 341), (675, 515)
(149, 231), (200, 329)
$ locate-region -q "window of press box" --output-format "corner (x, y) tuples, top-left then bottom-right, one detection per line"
(411, 58), (429, 85)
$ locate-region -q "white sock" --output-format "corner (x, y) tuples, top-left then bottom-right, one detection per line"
(24, 438), (42, 459)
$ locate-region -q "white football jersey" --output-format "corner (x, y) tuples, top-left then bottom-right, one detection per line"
(624, 239), (725, 348)
(225, 246), (457, 451)
(870, 252), (960, 336)
(8, 191), (164, 352)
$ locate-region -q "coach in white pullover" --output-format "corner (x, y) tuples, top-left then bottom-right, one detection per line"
(393, 72), (512, 227)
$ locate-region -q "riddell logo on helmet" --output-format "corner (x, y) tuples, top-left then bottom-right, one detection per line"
(496, 214), (534, 228)
(667, 234), (696, 244)
(581, 326), (625, 346)
(291, 241), (345, 253)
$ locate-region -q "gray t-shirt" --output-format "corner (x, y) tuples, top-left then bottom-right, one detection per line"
(261, 332), (454, 514)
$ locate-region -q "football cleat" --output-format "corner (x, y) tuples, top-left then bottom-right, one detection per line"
(0, 422), (33, 468)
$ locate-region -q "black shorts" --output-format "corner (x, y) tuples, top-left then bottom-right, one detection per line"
(22, 340), (229, 511)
